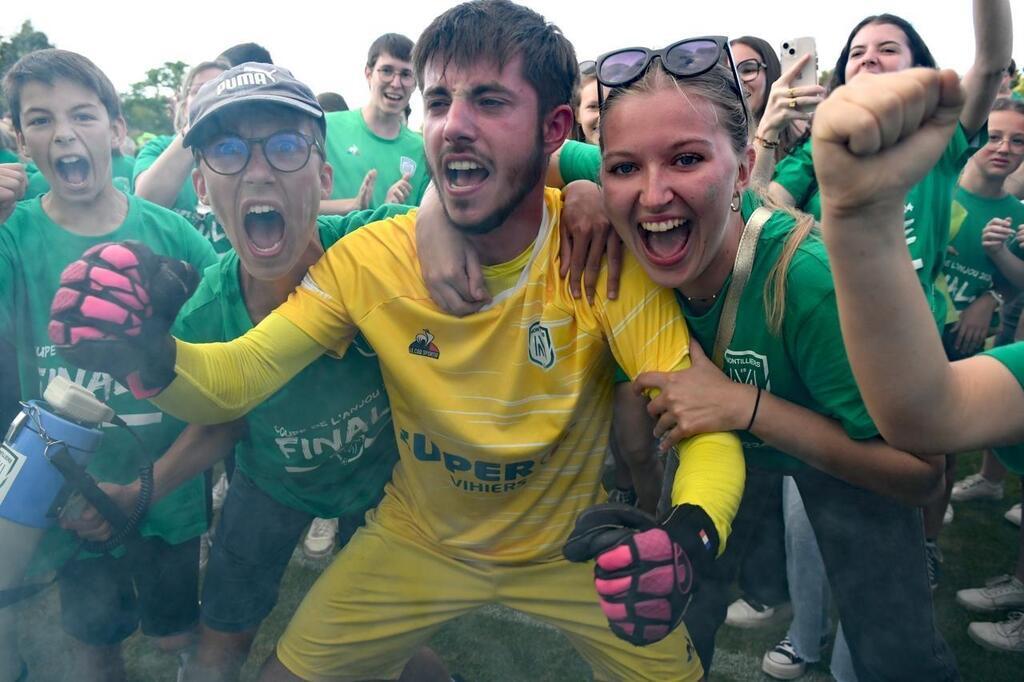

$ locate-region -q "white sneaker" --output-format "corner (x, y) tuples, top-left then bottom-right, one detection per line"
(950, 473), (1003, 502)
(968, 611), (1024, 653)
(725, 598), (783, 628)
(302, 517), (338, 559)
(1006, 503), (1022, 527)
(211, 473), (230, 512)
(762, 637), (806, 680)
(957, 575), (1024, 612)
(943, 503), (954, 525)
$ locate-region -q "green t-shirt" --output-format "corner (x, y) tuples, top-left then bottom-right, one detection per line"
(21, 154), (136, 199)
(24, 162), (48, 200)
(771, 138), (820, 219)
(773, 128), (976, 327)
(680, 192), (879, 471)
(0, 194), (218, 570)
(324, 109), (430, 208)
(981, 342), (1024, 474)
(133, 135), (232, 254)
(111, 153), (135, 194)
(174, 205), (412, 517)
(944, 188), (1024, 312)
(0, 149), (19, 164)
(558, 140), (601, 185)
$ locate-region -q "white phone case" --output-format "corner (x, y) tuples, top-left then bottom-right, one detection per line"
(780, 37), (818, 89)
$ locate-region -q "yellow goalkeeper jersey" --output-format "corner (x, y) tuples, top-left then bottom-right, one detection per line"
(265, 187), (742, 563)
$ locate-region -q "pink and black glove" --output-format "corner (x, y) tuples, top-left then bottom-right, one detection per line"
(49, 241), (198, 398)
(563, 503), (718, 646)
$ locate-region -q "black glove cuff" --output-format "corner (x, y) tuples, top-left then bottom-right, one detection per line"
(661, 504), (719, 577)
(136, 334), (178, 393)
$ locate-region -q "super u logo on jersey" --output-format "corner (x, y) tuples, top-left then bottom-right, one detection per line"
(528, 322), (555, 369)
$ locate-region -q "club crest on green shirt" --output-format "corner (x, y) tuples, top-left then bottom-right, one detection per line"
(724, 349), (771, 391)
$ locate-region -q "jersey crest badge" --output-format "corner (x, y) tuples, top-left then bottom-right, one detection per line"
(409, 329), (440, 359)
(400, 156), (417, 177)
(724, 349), (771, 391)
(528, 322), (555, 369)
(347, 145), (360, 156)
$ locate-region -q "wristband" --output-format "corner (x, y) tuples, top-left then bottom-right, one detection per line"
(753, 135), (779, 150)
(746, 386), (762, 431)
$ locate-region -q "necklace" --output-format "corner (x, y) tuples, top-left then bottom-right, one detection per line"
(683, 291), (719, 304)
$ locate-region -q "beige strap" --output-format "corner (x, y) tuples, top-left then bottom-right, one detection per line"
(711, 206), (773, 368)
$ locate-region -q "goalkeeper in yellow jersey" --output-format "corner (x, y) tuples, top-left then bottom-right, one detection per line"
(47, 2), (744, 680)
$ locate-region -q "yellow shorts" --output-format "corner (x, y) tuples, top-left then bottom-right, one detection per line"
(277, 509), (702, 681)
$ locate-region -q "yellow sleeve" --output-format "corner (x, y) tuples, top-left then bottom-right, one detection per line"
(154, 313), (326, 424)
(671, 432), (746, 555)
(591, 254), (745, 551)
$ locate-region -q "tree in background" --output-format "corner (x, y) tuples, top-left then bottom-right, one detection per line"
(0, 21), (54, 114)
(120, 61), (187, 138)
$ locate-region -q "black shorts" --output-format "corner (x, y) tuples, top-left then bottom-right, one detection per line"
(200, 471), (312, 633)
(58, 536), (200, 646)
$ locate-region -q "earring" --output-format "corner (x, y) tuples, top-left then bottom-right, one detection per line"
(730, 191), (741, 212)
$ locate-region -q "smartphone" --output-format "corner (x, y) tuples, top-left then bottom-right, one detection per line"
(780, 37), (818, 89)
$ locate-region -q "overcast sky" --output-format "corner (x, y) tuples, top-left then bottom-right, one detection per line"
(3, 1), (1021, 127)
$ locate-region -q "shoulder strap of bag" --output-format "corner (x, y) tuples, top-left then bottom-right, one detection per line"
(711, 206), (773, 368)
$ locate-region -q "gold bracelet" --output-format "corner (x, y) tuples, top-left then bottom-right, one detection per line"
(754, 135), (779, 150)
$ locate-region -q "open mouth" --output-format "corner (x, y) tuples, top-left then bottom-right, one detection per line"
(244, 205), (286, 257)
(445, 160), (490, 190)
(383, 92), (405, 103)
(638, 218), (691, 267)
(54, 155), (91, 188)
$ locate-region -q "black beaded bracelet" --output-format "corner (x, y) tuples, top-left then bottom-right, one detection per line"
(746, 387), (762, 431)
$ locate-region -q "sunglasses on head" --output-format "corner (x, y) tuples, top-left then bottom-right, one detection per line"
(595, 36), (749, 124)
(579, 59), (597, 77)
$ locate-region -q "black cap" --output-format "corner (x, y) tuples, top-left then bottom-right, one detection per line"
(183, 63), (324, 148)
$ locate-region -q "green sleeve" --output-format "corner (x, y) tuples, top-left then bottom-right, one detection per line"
(132, 136), (171, 187)
(558, 140), (601, 184)
(24, 165), (49, 200)
(984, 342), (1024, 391)
(786, 255), (879, 440)
(985, 344), (1024, 473)
(772, 138), (816, 209)
(317, 204), (417, 246)
(184, 223), (219, 272)
(939, 124), (976, 176)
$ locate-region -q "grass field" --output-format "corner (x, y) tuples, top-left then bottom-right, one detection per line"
(16, 453), (1024, 681)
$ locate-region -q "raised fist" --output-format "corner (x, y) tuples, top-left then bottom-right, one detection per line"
(813, 68), (964, 218)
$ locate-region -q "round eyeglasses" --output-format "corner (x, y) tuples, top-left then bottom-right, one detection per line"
(736, 58), (768, 83)
(199, 131), (323, 175)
